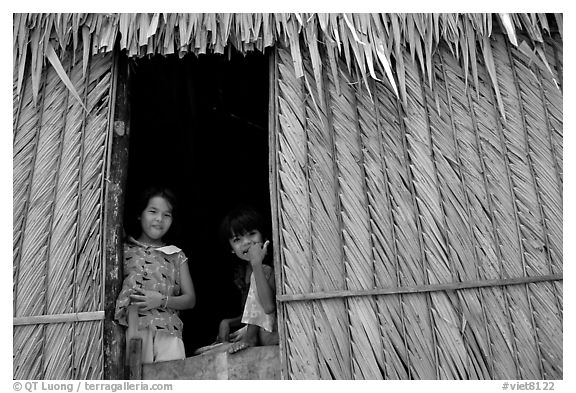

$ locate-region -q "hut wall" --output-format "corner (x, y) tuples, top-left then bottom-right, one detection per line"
(272, 32), (563, 379)
(13, 47), (115, 379)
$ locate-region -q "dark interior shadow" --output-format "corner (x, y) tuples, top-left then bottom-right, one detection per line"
(125, 49), (270, 355)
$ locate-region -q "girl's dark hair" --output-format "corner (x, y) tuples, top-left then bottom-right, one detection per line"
(219, 205), (270, 248)
(133, 186), (178, 238)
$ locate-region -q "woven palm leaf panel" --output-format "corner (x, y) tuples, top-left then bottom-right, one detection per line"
(272, 31), (562, 380)
(13, 46), (115, 379)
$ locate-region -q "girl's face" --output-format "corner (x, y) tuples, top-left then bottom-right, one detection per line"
(138, 196), (173, 245)
(229, 229), (263, 261)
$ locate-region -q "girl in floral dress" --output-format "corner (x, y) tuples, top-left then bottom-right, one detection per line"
(115, 187), (195, 363)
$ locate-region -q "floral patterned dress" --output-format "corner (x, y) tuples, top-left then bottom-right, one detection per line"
(115, 237), (188, 339)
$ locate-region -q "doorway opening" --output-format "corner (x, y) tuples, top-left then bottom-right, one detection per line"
(124, 49), (270, 355)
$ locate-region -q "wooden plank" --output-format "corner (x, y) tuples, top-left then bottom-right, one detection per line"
(103, 46), (131, 380)
(142, 345), (281, 380)
(128, 338), (143, 380)
(277, 274), (563, 303)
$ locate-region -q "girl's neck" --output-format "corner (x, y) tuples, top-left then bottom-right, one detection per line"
(136, 235), (165, 248)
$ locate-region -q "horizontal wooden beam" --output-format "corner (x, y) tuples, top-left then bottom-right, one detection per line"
(13, 311), (105, 326)
(277, 274), (563, 303)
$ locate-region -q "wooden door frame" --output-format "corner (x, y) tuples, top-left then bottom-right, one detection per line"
(267, 46), (290, 380)
(103, 47), (131, 380)
(103, 46), (285, 379)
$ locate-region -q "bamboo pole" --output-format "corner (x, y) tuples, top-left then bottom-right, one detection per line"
(350, 71), (388, 378)
(321, 51), (354, 380)
(300, 52), (321, 379)
(465, 64), (522, 378)
(41, 57), (73, 379)
(70, 32), (93, 380)
(371, 76), (412, 379)
(503, 37), (547, 379)
(14, 64), (48, 318)
(489, 35), (542, 379)
(438, 50), (495, 377)
(395, 64), (439, 379)
(533, 62), (563, 322)
(13, 311), (105, 326)
(277, 274), (563, 303)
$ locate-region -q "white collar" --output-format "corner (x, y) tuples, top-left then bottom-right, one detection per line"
(128, 236), (181, 255)
(155, 245), (182, 255)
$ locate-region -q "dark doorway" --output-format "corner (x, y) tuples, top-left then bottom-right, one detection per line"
(124, 49), (270, 355)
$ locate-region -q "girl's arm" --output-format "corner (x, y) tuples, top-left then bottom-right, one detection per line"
(224, 315), (244, 328)
(249, 241), (276, 314)
(131, 261), (196, 311)
(166, 261), (196, 310)
(218, 315), (244, 342)
(252, 263), (276, 314)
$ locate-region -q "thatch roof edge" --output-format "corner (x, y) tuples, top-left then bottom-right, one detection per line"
(13, 13), (562, 111)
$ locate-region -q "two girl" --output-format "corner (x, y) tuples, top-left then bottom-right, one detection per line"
(115, 188), (277, 363)
(115, 187), (196, 364)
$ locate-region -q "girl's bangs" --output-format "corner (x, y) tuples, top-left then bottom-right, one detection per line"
(229, 212), (260, 238)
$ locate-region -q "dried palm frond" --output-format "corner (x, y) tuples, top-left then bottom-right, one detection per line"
(13, 12), (562, 381)
(324, 54), (387, 379)
(13, 42), (112, 379)
(487, 33), (562, 378)
(13, 13), (561, 117)
(274, 26), (562, 379)
(302, 50), (355, 379)
(276, 46), (319, 379)
(13, 325), (43, 379)
(74, 321), (104, 379)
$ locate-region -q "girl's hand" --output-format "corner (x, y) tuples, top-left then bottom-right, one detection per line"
(130, 288), (164, 311)
(218, 319), (232, 342)
(247, 240), (269, 267)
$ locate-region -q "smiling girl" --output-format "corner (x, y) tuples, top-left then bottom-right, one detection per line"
(115, 187), (195, 363)
(217, 206), (279, 353)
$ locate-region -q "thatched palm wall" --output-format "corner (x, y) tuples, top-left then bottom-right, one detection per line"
(272, 32), (562, 379)
(13, 43), (114, 379)
(13, 13), (562, 380)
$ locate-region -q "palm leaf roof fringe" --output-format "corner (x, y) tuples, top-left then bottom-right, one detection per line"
(13, 13), (561, 110)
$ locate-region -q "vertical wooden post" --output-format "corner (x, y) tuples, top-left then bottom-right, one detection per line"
(103, 49), (131, 380)
(127, 338), (143, 380)
(267, 46), (289, 380)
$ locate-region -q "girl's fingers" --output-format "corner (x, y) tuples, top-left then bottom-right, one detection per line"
(249, 241), (268, 255)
